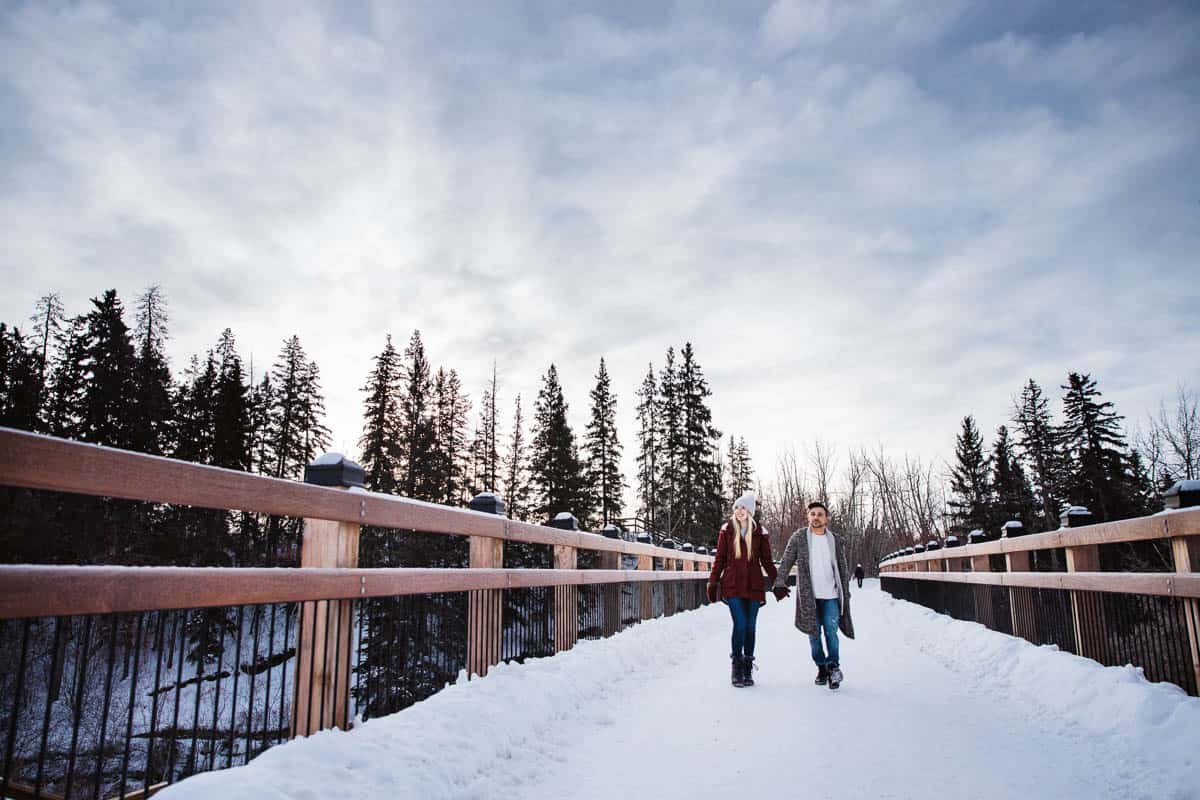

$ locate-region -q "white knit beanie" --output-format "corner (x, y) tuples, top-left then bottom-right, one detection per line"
(733, 491), (756, 517)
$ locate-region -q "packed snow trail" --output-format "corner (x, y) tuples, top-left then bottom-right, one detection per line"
(158, 581), (1200, 800)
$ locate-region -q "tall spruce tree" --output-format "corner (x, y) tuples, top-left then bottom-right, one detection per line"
(130, 286), (175, 455)
(634, 364), (659, 531)
(677, 343), (723, 542)
(991, 425), (1038, 529)
(727, 435), (754, 498)
(1013, 379), (1068, 530)
(480, 362), (501, 492)
(399, 331), (438, 500)
(583, 358), (625, 527)
(267, 335), (330, 479)
(530, 364), (588, 524)
(1060, 372), (1138, 521)
(359, 335), (403, 496)
(948, 415), (993, 536)
(503, 394), (531, 520)
(29, 292), (65, 428)
(174, 353), (218, 465)
(43, 316), (87, 439)
(656, 348), (683, 537)
(0, 323), (41, 430)
(212, 330), (251, 471)
(79, 290), (138, 448)
(431, 367), (471, 504)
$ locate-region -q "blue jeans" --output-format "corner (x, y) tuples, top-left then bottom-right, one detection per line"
(725, 597), (760, 659)
(809, 598), (841, 667)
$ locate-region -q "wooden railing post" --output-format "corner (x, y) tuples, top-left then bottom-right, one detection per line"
(1166, 482), (1200, 694)
(635, 533), (654, 620)
(293, 455), (363, 738)
(661, 539), (678, 616)
(553, 542), (578, 653)
(970, 553), (996, 628)
(467, 494), (507, 678)
(1001, 521), (1038, 641)
(599, 526), (621, 637)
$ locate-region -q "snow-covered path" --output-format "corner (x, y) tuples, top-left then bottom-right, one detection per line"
(159, 581), (1200, 800)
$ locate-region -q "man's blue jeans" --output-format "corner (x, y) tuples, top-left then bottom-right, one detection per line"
(809, 598), (841, 667)
(725, 597), (760, 658)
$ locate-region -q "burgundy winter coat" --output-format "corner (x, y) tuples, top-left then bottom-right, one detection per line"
(707, 519), (778, 602)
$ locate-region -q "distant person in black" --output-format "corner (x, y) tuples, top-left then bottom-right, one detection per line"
(853, 563), (864, 588)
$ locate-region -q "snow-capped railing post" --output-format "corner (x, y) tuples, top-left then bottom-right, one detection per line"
(293, 453), (364, 738)
(1062, 507), (1105, 661)
(1165, 482), (1200, 692)
(550, 513), (580, 653)
(1000, 521), (1038, 641)
(467, 493), (507, 678)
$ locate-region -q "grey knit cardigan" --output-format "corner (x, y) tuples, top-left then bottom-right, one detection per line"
(773, 527), (856, 639)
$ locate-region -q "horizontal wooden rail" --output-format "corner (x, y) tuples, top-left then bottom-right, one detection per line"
(0, 428), (712, 565)
(0, 565), (710, 619)
(878, 569), (1200, 598)
(880, 508), (1200, 567)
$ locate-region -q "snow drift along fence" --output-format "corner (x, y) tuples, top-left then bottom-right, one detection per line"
(878, 507), (1200, 696)
(0, 428), (713, 799)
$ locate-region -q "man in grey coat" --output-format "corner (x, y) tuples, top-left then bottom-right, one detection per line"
(772, 501), (856, 689)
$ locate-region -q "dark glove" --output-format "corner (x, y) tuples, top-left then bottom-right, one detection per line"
(773, 586), (790, 601)
(706, 582), (718, 603)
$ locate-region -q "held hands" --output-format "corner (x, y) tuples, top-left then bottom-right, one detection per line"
(706, 582), (718, 603)
(773, 586), (791, 601)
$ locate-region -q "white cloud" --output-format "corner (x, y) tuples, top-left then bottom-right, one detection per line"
(1, 1), (1198, 515)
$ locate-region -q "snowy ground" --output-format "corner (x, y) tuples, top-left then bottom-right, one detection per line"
(157, 581), (1200, 800)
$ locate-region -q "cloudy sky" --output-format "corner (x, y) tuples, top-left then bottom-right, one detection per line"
(2, 0), (1198, 504)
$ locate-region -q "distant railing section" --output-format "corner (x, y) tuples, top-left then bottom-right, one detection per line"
(0, 428), (714, 799)
(878, 499), (1200, 697)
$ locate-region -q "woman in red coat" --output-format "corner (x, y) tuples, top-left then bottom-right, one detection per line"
(706, 492), (778, 687)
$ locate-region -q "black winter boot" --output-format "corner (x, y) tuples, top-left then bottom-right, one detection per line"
(828, 663), (843, 690)
(741, 656), (755, 687)
(731, 657), (745, 687)
(814, 664), (829, 685)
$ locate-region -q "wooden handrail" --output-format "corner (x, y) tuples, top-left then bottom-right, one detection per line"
(0, 428), (713, 564)
(879, 508), (1200, 567)
(878, 569), (1200, 598)
(0, 565), (709, 619)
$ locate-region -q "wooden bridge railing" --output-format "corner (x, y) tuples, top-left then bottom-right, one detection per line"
(0, 428), (714, 799)
(878, 503), (1200, 696)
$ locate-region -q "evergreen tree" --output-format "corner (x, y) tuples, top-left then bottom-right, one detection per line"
(634, 364), (659, 530)
(991, 425), (1038, 529)
(480, 362), (501, 492)
(267, 335), (330, 479)
(28, 292), (65, 428)
(503, 394), (531, 521)
(358, 335), (403, 496)
(530, 364), (588, 524)
(1013, 379), (1068, 531)
(130, 286), (175, 455)
(727, 435), (754, 498)
(583, 358), (625, 527)
(212, 329), (251, 471)
(1060, 372), (1139, 521)
(248, 372), (276, 475)
(655, 348), (683, 537)
(399, 331), (438, 500)
(174, 353), (218, 466)
(79, 290), (138, 448)
(431, 367), (471, 505)
(43, 316), (87, 439)
(677, 343), (723, 542)
(0, 323), (41, 430)
(948, 415), (993, 536)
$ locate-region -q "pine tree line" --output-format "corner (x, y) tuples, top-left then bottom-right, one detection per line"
(948, 373), (1158, 539)
(1, 288), (330, 566)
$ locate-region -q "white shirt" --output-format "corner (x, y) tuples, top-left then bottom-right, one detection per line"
(809, 531), (839, 600)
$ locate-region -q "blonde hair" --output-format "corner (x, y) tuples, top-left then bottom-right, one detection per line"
(731, 515), (756, 560)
